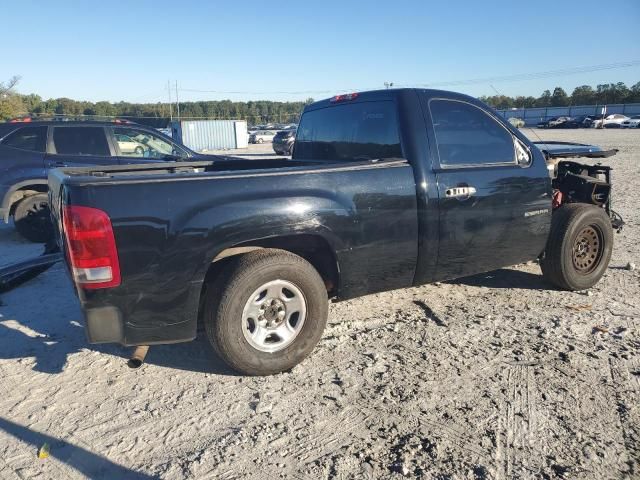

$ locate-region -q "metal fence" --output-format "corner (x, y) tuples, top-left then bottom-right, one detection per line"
(495, 103), (640, 126)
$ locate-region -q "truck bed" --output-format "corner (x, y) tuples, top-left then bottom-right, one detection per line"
(53, 157), (406, 185)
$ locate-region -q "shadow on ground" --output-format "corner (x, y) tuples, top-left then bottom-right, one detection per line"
(449, 268), (550, 290)
(0, 417), (156, 479)
(0, 267), (236, 376)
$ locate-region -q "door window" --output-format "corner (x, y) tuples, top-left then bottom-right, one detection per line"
(295, 101), (402, 162)
(1, 126), (47, 152)
(53, 127), (110, 156)
(113, 127), (186, 159)
(429, 99), (515, 167)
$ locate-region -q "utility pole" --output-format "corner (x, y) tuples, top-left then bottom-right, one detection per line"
(167, 80), (173, 122)
(175, 81), (181, 120)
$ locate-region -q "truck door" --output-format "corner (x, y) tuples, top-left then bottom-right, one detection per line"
(45, 126), (115, 170)
(423, 97), (552, 280)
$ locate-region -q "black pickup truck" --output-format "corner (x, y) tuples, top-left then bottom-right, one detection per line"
(49, 88), (621, 375)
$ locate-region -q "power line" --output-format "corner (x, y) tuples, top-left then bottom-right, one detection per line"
(178, 60), (640, 95)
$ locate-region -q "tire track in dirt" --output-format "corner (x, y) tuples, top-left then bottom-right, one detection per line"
(496, 364), (540, 480)
(608, 357), (639, 470)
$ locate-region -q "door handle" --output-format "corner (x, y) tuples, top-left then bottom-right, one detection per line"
(445, 186), (476, 198)
(51, 161), (67, 167)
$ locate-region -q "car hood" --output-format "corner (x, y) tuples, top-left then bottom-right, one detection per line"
(533, 141), (618, 159)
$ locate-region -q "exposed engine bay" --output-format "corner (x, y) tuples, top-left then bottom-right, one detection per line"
(551, 161), (624, 232)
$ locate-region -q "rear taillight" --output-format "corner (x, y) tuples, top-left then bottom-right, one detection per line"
(62, 205), (121, 289)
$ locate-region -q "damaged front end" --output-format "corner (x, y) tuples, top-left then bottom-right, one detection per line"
(535, 142), (625, 232)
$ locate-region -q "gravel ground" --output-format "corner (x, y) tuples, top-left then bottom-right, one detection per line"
(0, 129), (638, 479)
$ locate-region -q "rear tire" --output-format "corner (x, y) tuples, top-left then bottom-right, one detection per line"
(13, 194), (54, 243)
(541, 204), (613, 291)
(204, 249), (328, 375)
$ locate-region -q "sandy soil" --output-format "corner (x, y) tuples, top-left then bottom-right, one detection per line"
(0, 129), (638, 479)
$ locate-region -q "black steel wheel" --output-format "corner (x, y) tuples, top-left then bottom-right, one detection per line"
(541, 204), (613, 291)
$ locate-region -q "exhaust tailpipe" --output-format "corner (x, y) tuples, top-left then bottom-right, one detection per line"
(128, 345), (149, 369)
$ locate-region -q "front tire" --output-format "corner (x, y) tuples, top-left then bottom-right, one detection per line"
(541, 204), (613, 291)
(13, 193), (54, 243)
(204, 249), (328, 375)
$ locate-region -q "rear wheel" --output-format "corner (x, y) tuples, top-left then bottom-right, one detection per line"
(134, 146), (144, 155)
(203, 249), (328, 375)
(13, 193), (54, 243)
(541, 204), (613, 291)
(257, 138), (264, 144)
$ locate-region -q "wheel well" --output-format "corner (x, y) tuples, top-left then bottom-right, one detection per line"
(205, 234), (340, 296)
(196, 235), (340, 334)
(8, 185), (48, 216)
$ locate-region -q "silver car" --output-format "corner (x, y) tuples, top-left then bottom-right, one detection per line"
(249, 130), (276, 144)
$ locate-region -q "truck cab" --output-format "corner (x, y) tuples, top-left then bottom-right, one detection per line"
(294, 89), (552, 283)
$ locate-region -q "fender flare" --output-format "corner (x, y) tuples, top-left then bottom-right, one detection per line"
(1, 179), (49, 222)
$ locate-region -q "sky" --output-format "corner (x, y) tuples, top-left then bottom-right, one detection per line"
(2, 0), (639, 103)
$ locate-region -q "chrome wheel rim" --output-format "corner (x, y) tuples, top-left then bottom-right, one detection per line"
(572, 225), (603, 274)
(241, 279), (307, 353)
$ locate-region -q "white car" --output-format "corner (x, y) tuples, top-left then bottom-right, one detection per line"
(249, 130), (276, 143)
(620, 115), (640, 128)
(592, 114), (629, 128)
(115, 133), (145, 154)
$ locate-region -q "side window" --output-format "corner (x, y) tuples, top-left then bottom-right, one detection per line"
(53, 127), (110, 156)
(429, 99), (515, 167)
(295, 101), (402, 162)
(113, 127), (185, 159)
(1, 126), (47, 152)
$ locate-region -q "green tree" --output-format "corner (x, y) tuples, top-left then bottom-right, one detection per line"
(570, 85), (595, 105)
(535, 90), (552, 107)
(550, 87), (569, 107)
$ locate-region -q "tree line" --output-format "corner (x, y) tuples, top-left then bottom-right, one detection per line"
(480, 82), (640, 110)
(2, 77), (639, 124)
(1, 78), (313, 126)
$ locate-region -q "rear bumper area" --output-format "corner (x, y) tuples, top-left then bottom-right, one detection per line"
(79, 280), (202, 346)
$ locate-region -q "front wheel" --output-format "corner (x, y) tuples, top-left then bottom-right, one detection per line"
(541, 204), (613, 291)
(257, 138), (264, 144)
(13, 193), (54, 243)
(204, 249), (328, 375)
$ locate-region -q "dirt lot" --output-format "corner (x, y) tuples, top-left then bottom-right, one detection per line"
(0, 129), (638, 479)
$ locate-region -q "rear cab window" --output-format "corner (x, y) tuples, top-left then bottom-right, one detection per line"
(1, 126), (47, 152)
(294, 101), (403, 162)
(52, 127), (110, 156)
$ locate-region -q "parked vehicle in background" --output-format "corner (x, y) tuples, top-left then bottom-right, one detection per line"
(49, 88), (622, 375)
(114, 133), (145, 155)
(508, 117), (525, 128)
(592, 114), (629, 128)
(249, 130), (276, 143)
(581, 115), (602, 128)
(560, 115), (595, 128)
(272, 129), (296, 155)
(620, 115), (640, 128)
(537, 116), (571, 128)
(0, 120), (204, 242)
